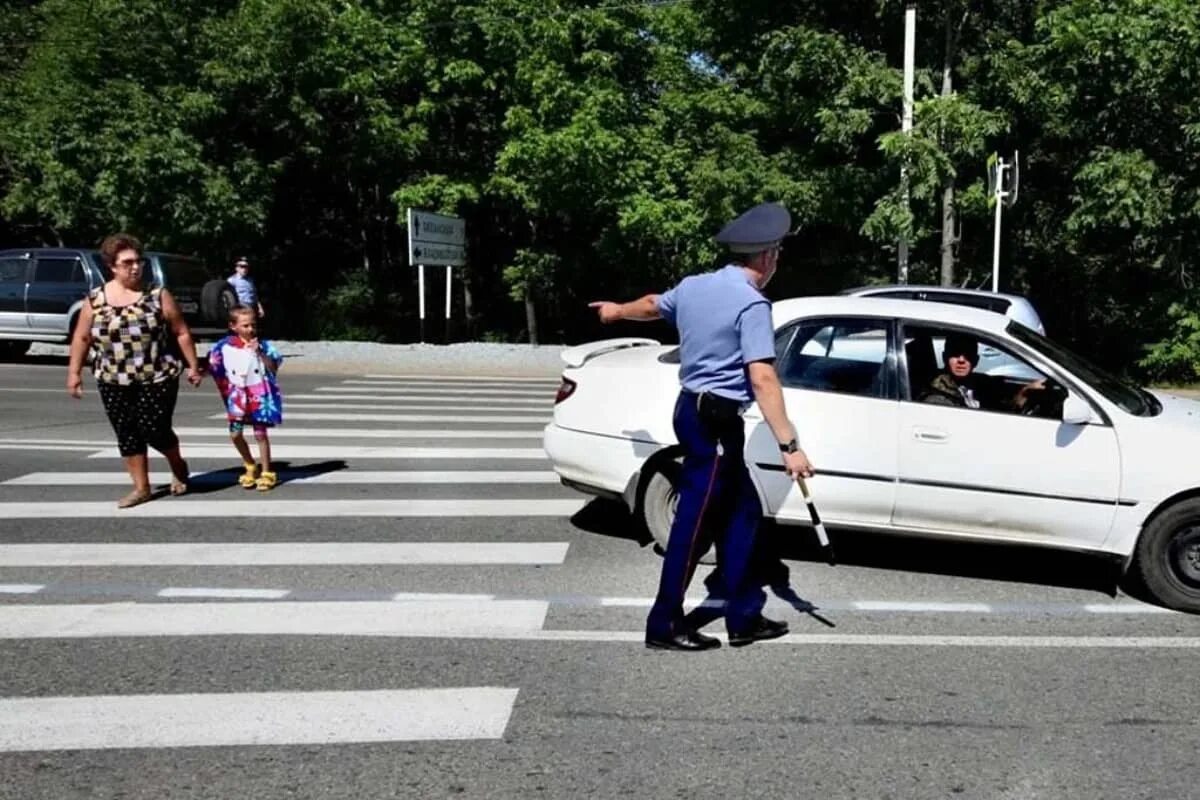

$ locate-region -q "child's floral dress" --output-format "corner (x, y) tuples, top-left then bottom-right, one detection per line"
(208, 336), (284, 426)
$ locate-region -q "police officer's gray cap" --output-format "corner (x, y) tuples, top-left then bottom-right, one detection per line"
(715, 202), (792, 253)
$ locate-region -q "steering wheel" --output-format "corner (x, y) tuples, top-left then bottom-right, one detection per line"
(1020, 380), (1068, 417)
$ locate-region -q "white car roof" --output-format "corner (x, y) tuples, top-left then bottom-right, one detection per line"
(771, 295), (1015, 336)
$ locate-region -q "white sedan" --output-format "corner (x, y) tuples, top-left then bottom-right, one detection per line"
(543, 295), (1200, 613)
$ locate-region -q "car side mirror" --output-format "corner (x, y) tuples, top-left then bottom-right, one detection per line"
(1061, 393), (1094, 425)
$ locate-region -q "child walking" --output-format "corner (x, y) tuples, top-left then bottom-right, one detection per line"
(208, 305), (284, 491)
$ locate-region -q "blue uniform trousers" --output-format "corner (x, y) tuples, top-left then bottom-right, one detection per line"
(646, 390), (766, 639)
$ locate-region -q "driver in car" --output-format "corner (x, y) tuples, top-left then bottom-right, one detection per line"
(919, 333), (1046, 412)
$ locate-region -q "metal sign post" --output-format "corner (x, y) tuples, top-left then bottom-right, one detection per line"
(417, 263), (426, 343)
(406, 208), (467, 343)
(444, 265), (452, 334)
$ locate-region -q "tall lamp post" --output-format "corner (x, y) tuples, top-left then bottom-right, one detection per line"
(987, 150), (1019, 292)
(898, 2), (916, 283)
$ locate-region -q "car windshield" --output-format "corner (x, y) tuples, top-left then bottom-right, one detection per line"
(1007, 322), (1159, 416)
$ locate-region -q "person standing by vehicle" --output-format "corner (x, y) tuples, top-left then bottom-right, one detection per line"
(227, 257), (265, 320)
(66, 233), (203, 508)
(589, 202), (814, 651)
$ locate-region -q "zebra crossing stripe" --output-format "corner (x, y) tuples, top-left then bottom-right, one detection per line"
(4, 470), (559, 486)
(314, 386), (551, 397)
(215, 412), (549, 424)
(0, 688), (519, 751)
(0, 542), (570, 566)
(0, 600), (549, 639)
(357, 374), (558, 383)
(288, 393), (550, 406)
(282, 402), (550, 413)
(173, 427), (544, 439)
(88, 445), (548, 460)
(0, 499), (583, 519)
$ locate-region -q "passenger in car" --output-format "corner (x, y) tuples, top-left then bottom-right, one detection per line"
(918, 333), (1045, 412)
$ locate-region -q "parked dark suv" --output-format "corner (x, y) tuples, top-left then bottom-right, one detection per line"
(0, 247), (236, 358)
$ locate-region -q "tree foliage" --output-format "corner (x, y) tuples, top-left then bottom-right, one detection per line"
(0, 0), (1197, 377)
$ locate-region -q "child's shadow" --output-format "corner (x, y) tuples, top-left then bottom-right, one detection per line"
(161, 459), (349, 494)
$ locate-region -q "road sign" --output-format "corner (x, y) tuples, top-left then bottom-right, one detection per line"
(407, 209), (466, 266)
(406, 208), (468, 343)
(410, 242), (466, 267)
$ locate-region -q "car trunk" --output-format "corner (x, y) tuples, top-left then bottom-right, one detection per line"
(552, 340), (683, 444)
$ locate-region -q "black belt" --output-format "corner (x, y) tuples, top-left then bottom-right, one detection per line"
(684, 389), (745, 425)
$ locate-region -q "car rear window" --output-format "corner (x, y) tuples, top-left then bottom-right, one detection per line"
(919, 291), (1011, 314)
(159, 256), (210, 288)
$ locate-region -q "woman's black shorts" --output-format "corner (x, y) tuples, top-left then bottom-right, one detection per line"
(97, 378), (181, 457)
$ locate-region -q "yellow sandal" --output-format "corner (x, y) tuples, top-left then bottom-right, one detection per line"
(255, 471), (278, 492)
(238, 462), (259, 489)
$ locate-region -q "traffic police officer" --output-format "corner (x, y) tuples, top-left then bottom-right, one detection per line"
(589, 202), (814, 651)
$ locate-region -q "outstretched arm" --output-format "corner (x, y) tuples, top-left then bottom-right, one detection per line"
(588, 294), (663, 323)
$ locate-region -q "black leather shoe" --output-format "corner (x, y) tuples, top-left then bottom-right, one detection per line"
(728, 616), (789, 648)
(645, 629), (721, 651)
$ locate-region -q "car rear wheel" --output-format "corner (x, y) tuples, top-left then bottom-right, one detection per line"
(1135, 498), (1200, 613)
(639, 454), (716, 565)
(201, 279), (238, 323)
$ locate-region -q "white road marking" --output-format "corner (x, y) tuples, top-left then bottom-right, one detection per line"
(359, 374), (559, 383)
(316, 386), (552, 397)
(0, 603), (1192, 648)
(852, 601), (993, 613)
(217, 412), (549, 424)
(0, 438), (113, 447)
(392, 592), (496, 602)
(0, 585), (44, 595)
(290, 393), (550, 406)
(0, 498), (583, 518)
(281, 402), (550, 413)
(0, 444), (84, 452)
(511, 632), (1200, 648)
(0, 687), (519, 751)
(1082, 602), (1177, 614)
(89, 445), (548, 460)
(173, 427), (543, 439)
(157, 587), (291, 600)
(0, 601), (549, 638)
(5, 470), (559, 486)
(0, 542), (570, 566)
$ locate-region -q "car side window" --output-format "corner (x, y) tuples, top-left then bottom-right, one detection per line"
(32, 257), (84, 284)
(777, 318), (893, 399)
(0, 257), (28, 282)
(903, 324), (1058, 418)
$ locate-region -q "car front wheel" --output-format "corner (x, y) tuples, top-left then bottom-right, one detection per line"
(1135, 498), (1200, 613)
(639, 455), (716, 565)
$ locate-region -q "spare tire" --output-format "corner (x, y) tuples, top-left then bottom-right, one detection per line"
(201, 279), (238, 323)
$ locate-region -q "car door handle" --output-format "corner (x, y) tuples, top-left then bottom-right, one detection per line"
(912, 427), (948, 443)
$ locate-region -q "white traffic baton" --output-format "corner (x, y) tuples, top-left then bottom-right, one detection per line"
(796, 475), (836, 566)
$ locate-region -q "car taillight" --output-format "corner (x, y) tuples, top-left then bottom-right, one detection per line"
(555, 377), (577, 404)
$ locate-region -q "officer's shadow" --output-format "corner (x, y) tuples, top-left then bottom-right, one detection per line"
(685, 528), (837, 630)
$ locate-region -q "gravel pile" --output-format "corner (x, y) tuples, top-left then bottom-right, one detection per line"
(29, 340), (570, 378)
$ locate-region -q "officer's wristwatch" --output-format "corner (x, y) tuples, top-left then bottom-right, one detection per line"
(779, 439), (799, 454)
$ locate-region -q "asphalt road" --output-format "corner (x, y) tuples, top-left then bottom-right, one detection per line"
(0, 358), (1197, 800)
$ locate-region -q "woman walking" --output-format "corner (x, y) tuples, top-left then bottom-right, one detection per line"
(66, 233), (204, 508)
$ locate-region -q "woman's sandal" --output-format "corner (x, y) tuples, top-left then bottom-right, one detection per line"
(255, 471), (278, 492)
(117, 489), (153, 509)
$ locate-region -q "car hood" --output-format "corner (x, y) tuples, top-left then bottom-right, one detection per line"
(1148, 390), (1200, 422)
